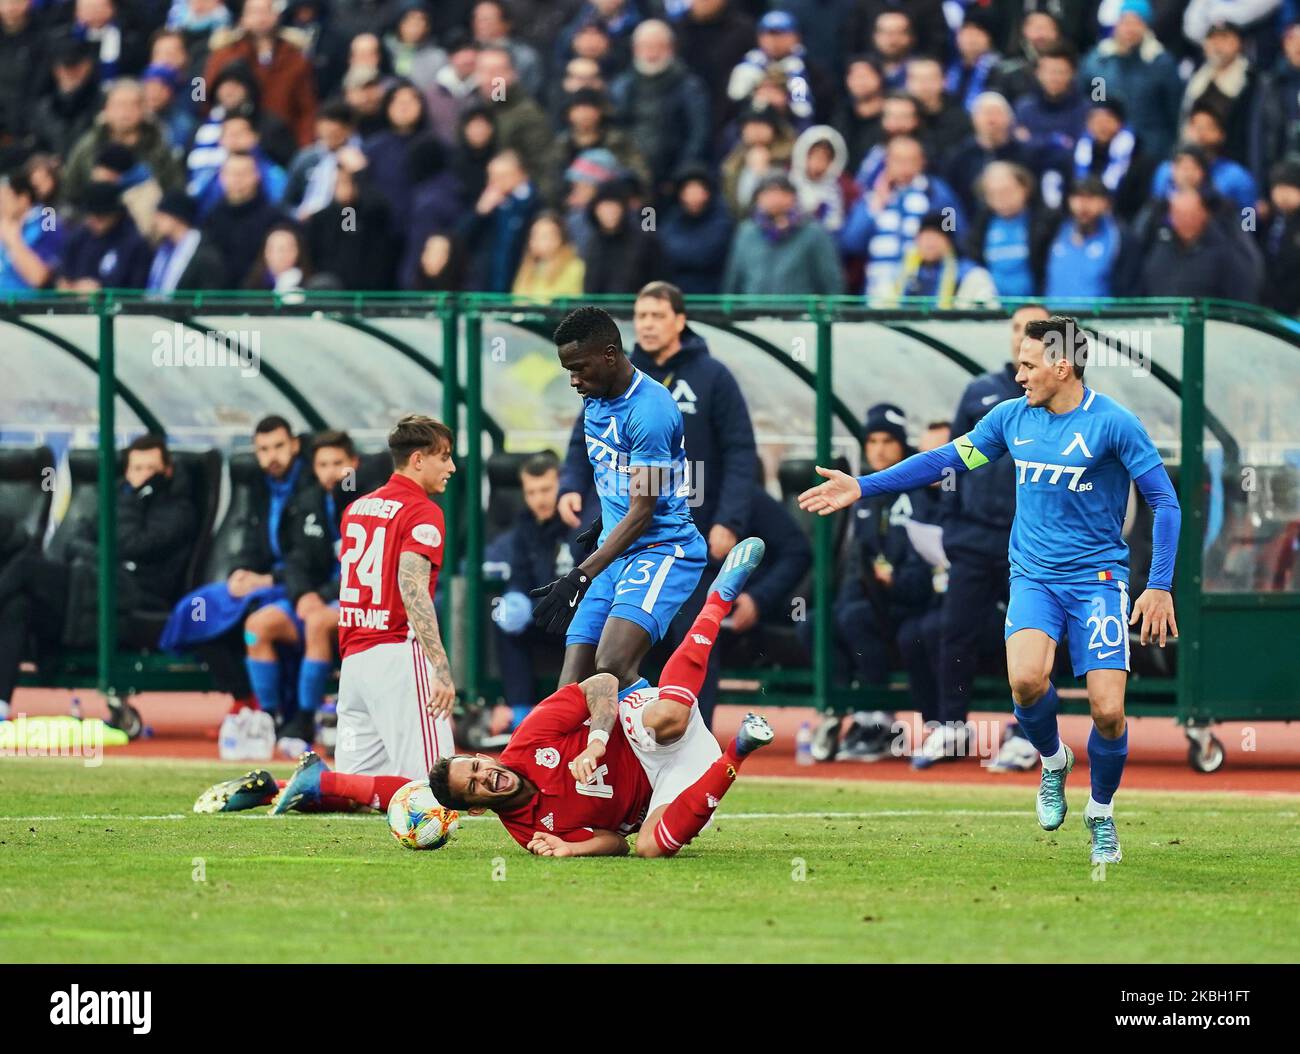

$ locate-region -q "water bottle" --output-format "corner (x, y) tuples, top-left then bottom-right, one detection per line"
(796, 721), (814, 766)
(218, 712), (244, 760)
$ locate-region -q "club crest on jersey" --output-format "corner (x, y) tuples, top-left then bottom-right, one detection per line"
(540, 812), (554, 831)
(1061, 432), (1093, 458)
(535, 747), (560, 769)
(412, 522), (442, 547)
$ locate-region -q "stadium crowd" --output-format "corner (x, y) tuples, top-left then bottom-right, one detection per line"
(0, 0), (1298, 310)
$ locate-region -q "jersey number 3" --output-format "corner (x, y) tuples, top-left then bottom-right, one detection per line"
(339, 523), (386, 605)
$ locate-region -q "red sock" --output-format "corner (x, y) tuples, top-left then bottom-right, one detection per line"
(319, 772), (410, 811)
(230, 694), (260, 713)
(652, 742), (749, 856)
(658, 592), (731, 708)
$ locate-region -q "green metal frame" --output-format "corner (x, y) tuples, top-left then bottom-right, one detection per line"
(8, 292), (1299, 733)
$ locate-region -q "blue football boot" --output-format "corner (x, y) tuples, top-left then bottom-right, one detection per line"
(711, 538), (766, 600)
(271, 751), (328, 815)
(1036, 743), (1074, 831)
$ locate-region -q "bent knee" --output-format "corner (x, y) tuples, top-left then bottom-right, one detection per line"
(636, 836), (664, 858)
(1009, 674), (1049, 706)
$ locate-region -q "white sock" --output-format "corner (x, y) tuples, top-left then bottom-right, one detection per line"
(0, 699), (9, 720)
(1040, 743), (1068, 770)
(1085, 797), (1113, 819)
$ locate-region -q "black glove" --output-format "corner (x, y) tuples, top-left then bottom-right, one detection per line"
(529, 567), (592, 634)
(574, 516), (602, 558)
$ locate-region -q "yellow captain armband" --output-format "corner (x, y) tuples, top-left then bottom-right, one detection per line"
(953, 434), (989, 470)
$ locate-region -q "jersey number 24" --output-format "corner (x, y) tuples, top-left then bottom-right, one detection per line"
(339, 523), (386, 605)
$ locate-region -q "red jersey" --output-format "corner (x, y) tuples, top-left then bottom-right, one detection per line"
(496, 683), (652, 849)
(337, 473), (445, 660)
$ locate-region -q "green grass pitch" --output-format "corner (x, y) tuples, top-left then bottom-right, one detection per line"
(1, 758), (1298, 963)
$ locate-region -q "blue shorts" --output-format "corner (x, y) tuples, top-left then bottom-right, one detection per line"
(255, 597), (340, 644)
(566, 535), (708, 647)
(1004, 576), (1132, 677)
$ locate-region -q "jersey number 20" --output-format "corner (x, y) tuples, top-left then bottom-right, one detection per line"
(339, 523), (386, 605)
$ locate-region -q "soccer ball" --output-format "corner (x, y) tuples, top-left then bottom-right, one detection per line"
(387, 780), (459, 850)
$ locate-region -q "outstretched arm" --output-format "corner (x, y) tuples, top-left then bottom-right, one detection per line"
(569, 672), (619, 786)
(398, 551), (456, 717)
(1129, 465), (1181, 646)
(798, 445), (969, 515)
(527, 829), (629, 857)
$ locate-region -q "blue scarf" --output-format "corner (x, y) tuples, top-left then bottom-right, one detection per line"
(266, 458), (303, 567)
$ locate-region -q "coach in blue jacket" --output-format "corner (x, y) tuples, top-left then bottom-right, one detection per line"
(558, 280), (759, 725)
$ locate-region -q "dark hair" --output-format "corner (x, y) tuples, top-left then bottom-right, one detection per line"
(254, 414), (293, 438)
(883, 89), (920, 111)
(1023, 315), (1088, 379)
(553, 305), (621, 354)
(317, 98), (356, 126)
(8, 170), (37, 201)
(1188, 97), (1227, 130)
(1035, 41), (1078, 67)
(520, 451), (559, 478)
(311, 429), (357, 460)
(125, 433), (172, 468)
(428, 756), (472, 811)
(636, 280), (685, 316)
(389, 414), (453, 467)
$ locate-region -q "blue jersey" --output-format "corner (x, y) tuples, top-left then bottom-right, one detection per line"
(582, 368), (700, 549)
(957, 388), (1164, 584)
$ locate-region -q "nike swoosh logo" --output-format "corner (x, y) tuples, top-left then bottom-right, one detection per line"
(1097, 649), (1120, 659)
(568, 594), (579, 608)
(1012, 438), (1033, 446)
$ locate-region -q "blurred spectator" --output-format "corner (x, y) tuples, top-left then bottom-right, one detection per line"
(990, 9), (1064, 102)
(285, 99), (360, 220)
(0, 435), (197, 716)
(32, 37), (102, 159)
(472, 0), (543, 99)
(281, 0), (349, 100)
(244, 222), (312, 291)
(451, 104), (498, 204)
(342, 65), (388, 138)
(1151, 102), (1258, 213)
(58, 181), (152, 290)
(427, 30), (480, 142)
(723, 171), (842, 293)
(167, 0), (232, 36)
(363, 79), (435, 228)
(384, 1), (446, 95)
(819, 402), (941, 760)
(1260, 158), (1300, 314)
(850, 90), (925, 190)
(555, 1), (639, 77)
(397, 137), (466, 289)
(205, 0), (319, 146)
(659, 163), (733, 294)
(0, 168), (62, 293)
(867, 9), (914, 90)
(410, 232), (468, 290)
(0, 0), (48, 144)
(547, 53), (608, 125)
(1183, 0), (1284, 49)
(1139, 186), (1262, 300)
(492, 452), (583, 729)
(727, 9), (831, 127)
(64, 79), (185, 209)
(540, 87), (649, 205)
(147, 190), (226, 291)
(581, 178), (659, 293)
(91, 142), (162, 241)
(74, 0), (145, 83)
(471, 45), (551, 178)
(243, 429), (360, 752)
(852, 2), (947, 66)
(1073, 98), (1153, 220)
(1043, 176), (1128, 300)
(676, 0), (757, 134)
(305, 151), (394, 288)
(1253, 23), (1300, 184)
(790, 124), (851, 231)
(832, 55), (886, 172)
(459, 148), (538, 291)
(893, 210), (997, 305)
(948, 8), (1001, 112)
(141, 63), (197, 152)
(512, 211), (585, 299)
(1078, 1), (1183, 163)
(189, 63), (298, 175)
(968, 161), (1048, 298)
(189, 111), (289, 217)
(1181, 19), (1257, 168)
(944, 92), (1037, 215)
(1013, 41), (1086, 155)
(612, 19), (710, 200)
(721, 109), (797, 217)
(203, 152), (283, 287)
(559, 147), (621, 256)
(907, 57), (972, 166)
(840, 134), (963, 299)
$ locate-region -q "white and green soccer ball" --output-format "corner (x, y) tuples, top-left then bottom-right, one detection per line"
(387, 780), (459, 850)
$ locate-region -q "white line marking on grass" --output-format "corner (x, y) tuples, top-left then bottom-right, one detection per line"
(3, 808), (1041, 822)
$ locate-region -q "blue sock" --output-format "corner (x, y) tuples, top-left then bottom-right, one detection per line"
(1088, 725), (1128, 805)
(245, 658), (282, 713)
(297, 659), (332, 715)
(1012, 682), (1061, 758)
(618, 677), (649, 702)
(511, 703), (532, 730)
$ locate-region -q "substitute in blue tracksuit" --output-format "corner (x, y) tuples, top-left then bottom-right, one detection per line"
(558, 282), (758, 726)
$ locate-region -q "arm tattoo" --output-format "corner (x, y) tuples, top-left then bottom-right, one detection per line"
(398, 551), (452, 685)
(579, 672), (619, 738)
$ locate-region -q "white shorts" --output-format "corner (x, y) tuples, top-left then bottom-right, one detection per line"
(620, 687), (721, 818)
(335, 639), (455, 780)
